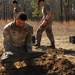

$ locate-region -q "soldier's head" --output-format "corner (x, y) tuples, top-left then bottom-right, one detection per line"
(15, 12), (27, 27)
(37, 0), (45, 6)
(11, 0), (18, 7)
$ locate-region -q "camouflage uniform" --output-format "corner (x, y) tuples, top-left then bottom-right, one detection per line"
(1, 21), (34, 69)
(36, 3), (55, 46)
(13, 4), (23, 19)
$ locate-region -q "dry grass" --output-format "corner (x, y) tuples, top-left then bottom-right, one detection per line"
(0, 19), (75, 35)
(52, 21), (75, 36)
(53, 20), (75, 25)
(0, 19), (75, 36)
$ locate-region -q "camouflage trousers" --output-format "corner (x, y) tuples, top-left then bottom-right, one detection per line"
(36, 22), (55, 45)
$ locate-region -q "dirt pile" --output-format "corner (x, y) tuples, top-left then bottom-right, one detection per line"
(46, 58), (75, 75)
(34, 49), (75, 75)
(1, 49), (75, 75)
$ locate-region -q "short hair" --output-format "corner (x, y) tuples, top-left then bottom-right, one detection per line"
(11, 0), (18, 4)
(37, 0), (44, 4)
(16, 12), (27, 21)
(37, 0), (44, 3)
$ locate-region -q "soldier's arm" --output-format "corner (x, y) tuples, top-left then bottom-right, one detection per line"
(41, 5), (52, 25)
(45, 5), (52, 21)
(3, 28), (11, 51)
(46, 11), (52, 21)
(26, 26), (33, 53)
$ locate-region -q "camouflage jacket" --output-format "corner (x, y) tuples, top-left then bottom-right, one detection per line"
(3, 21), (33, 53)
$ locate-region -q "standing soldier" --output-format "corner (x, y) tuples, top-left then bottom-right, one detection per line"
(1, 12), (35, 70)
(35, 0), (55, 49)
(11, 0), (23, 19)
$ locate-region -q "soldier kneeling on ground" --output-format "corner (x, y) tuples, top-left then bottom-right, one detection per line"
(1, 12), (35, 70)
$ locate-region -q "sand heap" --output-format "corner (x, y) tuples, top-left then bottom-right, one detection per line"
(1, 49), (75, 75)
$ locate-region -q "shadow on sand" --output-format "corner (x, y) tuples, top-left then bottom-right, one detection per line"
(62, 49), (75, 56)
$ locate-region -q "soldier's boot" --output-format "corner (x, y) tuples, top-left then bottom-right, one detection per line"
(34, 29), (42, 47)
(34, 43), (40, 47)
(33, 37), (40, 47)
(48, 43), (55, 49)
(32, 36), (36, 44)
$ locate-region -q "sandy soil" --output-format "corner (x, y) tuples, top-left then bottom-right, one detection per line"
(0, 20), (75, 75)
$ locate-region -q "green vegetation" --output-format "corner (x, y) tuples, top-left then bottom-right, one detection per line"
(0, 0), (75, 21)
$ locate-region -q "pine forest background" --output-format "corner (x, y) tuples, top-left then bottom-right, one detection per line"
(0, 0), (75, 21)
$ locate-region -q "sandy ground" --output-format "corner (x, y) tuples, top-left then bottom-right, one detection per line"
(0, 20), (75, 75)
